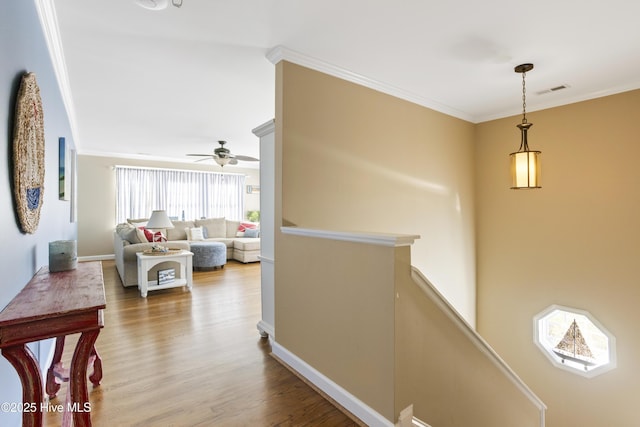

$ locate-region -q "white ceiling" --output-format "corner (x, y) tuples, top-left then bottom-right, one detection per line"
(48, 0), (640, 169)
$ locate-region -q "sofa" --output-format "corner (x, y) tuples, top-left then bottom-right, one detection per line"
(114, 217), (260, 287)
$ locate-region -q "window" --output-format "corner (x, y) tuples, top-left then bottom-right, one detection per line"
(534, 305), (616, 377)
(115, 166), (245, 223)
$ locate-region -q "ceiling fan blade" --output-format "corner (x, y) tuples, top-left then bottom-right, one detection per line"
(187, 154), (213, 157)
(233, 155), (259, 162)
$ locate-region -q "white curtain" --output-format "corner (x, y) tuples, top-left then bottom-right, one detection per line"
(115, 166), (245, 223)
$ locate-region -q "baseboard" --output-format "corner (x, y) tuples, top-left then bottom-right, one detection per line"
(79, 254), (115, 262)
(271, 341), (393, 427)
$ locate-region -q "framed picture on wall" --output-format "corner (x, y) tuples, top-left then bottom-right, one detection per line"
(59, 137), (70, 200)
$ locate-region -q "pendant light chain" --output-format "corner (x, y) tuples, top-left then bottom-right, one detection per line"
(521, 71), (528, 124)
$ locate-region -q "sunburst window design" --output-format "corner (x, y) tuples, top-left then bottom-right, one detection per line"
(534, 305), (616, 378)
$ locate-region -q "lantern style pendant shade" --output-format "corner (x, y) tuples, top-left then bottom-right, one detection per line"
(510, 63), (541, 189)
(511, 149), (541, 188)
(510, 120), (541, 189)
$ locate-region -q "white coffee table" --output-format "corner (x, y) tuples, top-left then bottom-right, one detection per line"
(136, 250), (193, 297)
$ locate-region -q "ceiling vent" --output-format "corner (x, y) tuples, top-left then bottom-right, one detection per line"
(536, 84), (570, 95)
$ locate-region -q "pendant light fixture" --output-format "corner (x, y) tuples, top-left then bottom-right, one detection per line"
(510, 63), (541, 189)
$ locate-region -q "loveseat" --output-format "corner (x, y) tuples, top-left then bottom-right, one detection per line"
(114, 217), (260, 287)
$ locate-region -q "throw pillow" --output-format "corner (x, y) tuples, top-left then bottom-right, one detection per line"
(122, 227), (142, 244)
(116, 223), (142, 244)
(244, 228), (260, 238)
(238, 222), (258, 232)
(190, 226), (205, 241)
(135, 227), (147, 243)
(152, 231), (166, 242)
(115, 222), (133, 235)
(140, 227), (154, 242)
(128, 218), (148, 227)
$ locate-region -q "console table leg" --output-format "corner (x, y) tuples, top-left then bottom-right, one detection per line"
(2, 344), (43, 427)
(46, 336), (66, 398)
(88, 345), (102, 386)
(68, 329), (100, 427)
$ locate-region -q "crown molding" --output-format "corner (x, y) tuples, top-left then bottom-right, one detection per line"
(252, 119), (275, 138)
(34, 0), (81, 148)
(266, 45), (474, 123)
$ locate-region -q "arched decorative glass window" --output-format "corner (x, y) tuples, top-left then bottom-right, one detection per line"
(534, 305), (616, 378)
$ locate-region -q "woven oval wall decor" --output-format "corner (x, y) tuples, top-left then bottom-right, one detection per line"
(13, 72), (45, 234)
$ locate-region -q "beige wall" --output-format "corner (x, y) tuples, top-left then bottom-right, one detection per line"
(275, 60), (540, 424)
(396, 267), (542, 427)
(278, 61), (477, 324)
(475, 89), (640, 426)
(277, 233), (397, 420)
(77, 155), (260, 257)
(278, 61), (640, 424)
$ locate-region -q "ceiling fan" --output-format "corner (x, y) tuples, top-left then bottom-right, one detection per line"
(187, 140), (259, 167)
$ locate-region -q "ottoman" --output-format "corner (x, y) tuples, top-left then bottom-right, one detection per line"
(233, 238), (261, 263)
(190, 242), (227, 270)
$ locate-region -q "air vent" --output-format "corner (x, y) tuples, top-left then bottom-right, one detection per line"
(536, 84), (570, 95)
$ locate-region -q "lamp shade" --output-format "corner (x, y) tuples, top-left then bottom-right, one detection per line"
(215, 157), (231, 167)
(510, 150), (541, 189)
(146, 210), (174, 229)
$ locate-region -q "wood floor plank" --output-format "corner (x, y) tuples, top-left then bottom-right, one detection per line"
(43, 260), (358, 427)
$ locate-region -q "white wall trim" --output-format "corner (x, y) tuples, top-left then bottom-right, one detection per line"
(34, 0), (81, 149)
(396, 405), (414, 427)
(272, 341), (394, 427)
(79, 254), (114, 262)
(266, 45), (474, 123)
(281, 226), (419, 247)
(252, 119), (275, 137)
(411, 267), (546, 426)
(257, 255), (274, 264)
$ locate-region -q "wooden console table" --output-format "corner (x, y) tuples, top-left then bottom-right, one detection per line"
(0, 261), (106, 427)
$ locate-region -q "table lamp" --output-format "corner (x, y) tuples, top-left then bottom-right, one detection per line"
(146, 210), (174, 243)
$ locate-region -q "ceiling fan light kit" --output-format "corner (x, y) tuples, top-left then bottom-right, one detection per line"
(510, 63), (541, 190)
(187, 140), (259, 168)
(215, 157), (231, 167)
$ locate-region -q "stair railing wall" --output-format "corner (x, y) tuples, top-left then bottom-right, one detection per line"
(273, 226), (545, 427)
(395, 267), (546, 427)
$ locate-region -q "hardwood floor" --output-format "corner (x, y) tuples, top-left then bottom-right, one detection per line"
(44, 260), (358, 427)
